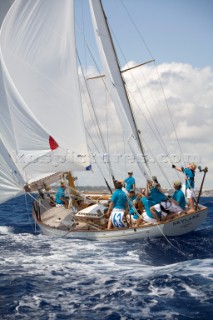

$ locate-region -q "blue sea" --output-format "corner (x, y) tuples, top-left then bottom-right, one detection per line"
(0, 196), (212, 320)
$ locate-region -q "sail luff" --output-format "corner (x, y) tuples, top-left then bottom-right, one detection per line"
(89, 0), (150, 179)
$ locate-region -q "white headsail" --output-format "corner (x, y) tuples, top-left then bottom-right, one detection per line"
(89, 0), (151, 180)
(0, 0), (90, 203)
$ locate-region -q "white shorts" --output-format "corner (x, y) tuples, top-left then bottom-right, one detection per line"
(154, 201), (182, 214)
(142, 211), (158, 223)
(186, 188), (195, 199)
(109, 208), (127, 228)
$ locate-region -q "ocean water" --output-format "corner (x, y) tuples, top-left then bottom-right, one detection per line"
(0, 196), (212, 320)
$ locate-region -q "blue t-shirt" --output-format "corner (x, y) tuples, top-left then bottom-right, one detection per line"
(141, 187), (166, 219)
(142, 197), (161, 219)
(55, 187), (65, 204)
(111, 189), (127, 209)
(172, 189), (186, 209)
(149, 187), (166, 204)
(124, 176), (135, 192)
(183, 168), (195, 189)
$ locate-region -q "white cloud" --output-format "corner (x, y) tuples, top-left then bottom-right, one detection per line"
(77, 62), (213, 189)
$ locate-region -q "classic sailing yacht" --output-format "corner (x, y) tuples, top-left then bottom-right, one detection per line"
(0, 0), (208, 240)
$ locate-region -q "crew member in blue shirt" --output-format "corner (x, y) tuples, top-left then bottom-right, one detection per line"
(149, 180), (186, 222)
(127, 189), (140, 224)
(172, 180), (186, 210)
(55, 182), (69, 207)
(141, 178), (167, 223)
(107, 180), (128, 229)
(173, 162), (196, 212)
(124, 171), (135, 193)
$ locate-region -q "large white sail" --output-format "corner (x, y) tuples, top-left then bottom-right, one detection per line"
(89, 0), (151, 180)
(0, 0), (91, 201)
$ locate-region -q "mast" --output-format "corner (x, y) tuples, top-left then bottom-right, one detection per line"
(89, 0), (151, 180)
(99, 1), (148, 164)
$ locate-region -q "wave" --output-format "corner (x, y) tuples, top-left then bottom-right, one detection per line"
(0, 226), (14, 234)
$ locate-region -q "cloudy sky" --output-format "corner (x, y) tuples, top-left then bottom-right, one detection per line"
(75, 0), (213, 189)
(0, 0), (212, 189)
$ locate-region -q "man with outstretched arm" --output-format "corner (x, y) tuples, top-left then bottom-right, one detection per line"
(172, 162), (196, 212)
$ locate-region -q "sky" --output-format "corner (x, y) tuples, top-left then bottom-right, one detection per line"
(75, 0), (213, 69)
(0, 0), (212, 189)
(75, 0), (213, 189)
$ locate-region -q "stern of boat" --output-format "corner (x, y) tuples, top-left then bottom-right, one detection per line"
(162, 205), (208, 236)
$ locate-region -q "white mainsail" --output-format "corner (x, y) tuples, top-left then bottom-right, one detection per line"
(89, 0), (151, 180)
(0, 0), (91, 203)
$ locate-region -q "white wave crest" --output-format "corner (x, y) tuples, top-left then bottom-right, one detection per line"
(0, 226), (14, 234)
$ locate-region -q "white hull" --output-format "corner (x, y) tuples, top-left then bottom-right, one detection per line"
(35, 204), (208, 241)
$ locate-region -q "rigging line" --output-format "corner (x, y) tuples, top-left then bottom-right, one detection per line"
(99, 0), (149, 169)
(104, 90), (117, 185)
(108, 24), (171, 158)
(80, 79), (112, 175)
(120, 0), (154, 61)
(81, 90), (113, 179)
(76, 15), (118, 169)
(77, 53), (108, 152)
(80, 0), (88, 70)
(105, 90), (111, 157)
(76, 57), (116, 166)
(26, 192), (54, 212)
(77, 8), (148, 173)
(79, 0), (111, 175)
(84, 71), (134, 180)
(153, 63), (186, 166)
(124, 69), (170, 156)
(85, 123), (113, 181)
(87, 145), (114, 193)
(119, 60), (184, 170)
(141, 137), (181, 188)
(86, 130), (112, 180)
(75, 21), (104, 79)
(77, 19), (148, 168)
(137, 69), (174, 147)
(106, 22), (170, 158)
(77, 53), (115, 178)
(78, 79), (106, 153)
(24, 193), (38, 233)
(128, 66), (173, 152)
(126, 195), (140, 217)
(120, 1), (185, 166)
(122, 129), (127, 174)
(153, 221), (189, 257)
(77, 43), (140, 180)
(127, 88), (169, 156)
